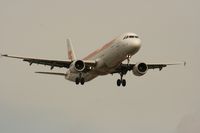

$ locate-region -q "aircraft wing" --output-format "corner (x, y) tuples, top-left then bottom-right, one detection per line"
(35, 71), (66, 76)
(112, 62), (186, 74)
(1, 54), (72, 69)
(146, 62), (186, 70)
(1, 54), (97, 70)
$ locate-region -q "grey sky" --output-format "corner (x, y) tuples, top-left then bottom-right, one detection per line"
(0, 0), (200, 133)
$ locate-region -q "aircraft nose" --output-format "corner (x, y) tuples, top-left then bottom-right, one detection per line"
(132, 38), (141, 49)
(127, 38), (142, 54)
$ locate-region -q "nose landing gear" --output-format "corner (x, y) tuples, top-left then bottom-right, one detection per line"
(116, 55), (131, 87)
(127, 55), (131, 64)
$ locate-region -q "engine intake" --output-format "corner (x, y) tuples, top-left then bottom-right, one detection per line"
(132, 62), (148, 76)
(70, 60), (85, 72)
(74, 60), (85, 72)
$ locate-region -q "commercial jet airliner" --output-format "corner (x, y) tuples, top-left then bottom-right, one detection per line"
(1, 33), (185, 86)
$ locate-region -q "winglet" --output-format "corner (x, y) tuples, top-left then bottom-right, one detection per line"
(0, 53), (8, 58)
(184, 61), (186, 66)
(66, 39), (76, 60)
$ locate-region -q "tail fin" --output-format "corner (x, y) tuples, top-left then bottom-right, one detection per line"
(66, 39), (76, 60)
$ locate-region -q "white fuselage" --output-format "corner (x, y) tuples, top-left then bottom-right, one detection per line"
(65, 33), (142, 82)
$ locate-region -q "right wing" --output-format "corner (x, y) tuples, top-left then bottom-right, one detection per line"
(1, 54), (97, 70)
(1, 54), (72, 69)
(35, 72), (66, 76)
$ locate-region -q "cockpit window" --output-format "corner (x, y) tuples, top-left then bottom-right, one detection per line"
(129, 36), (134, 38)
(123, 36), (128, 39)
(123, 35), (139, 40)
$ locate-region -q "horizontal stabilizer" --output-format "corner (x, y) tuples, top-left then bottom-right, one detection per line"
(35, 72), (66, 76)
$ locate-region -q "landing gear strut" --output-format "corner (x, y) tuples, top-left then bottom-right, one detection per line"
(116, 55), (131, 87)
(127, 55), (131, 64)
(75, 73), (85, 85)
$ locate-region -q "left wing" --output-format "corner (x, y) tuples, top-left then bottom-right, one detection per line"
(112, 62), (186, 74)
(1, 54), (72, 69)
(146, 62), (186, 70)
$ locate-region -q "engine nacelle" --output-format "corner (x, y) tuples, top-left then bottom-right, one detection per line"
(132, 62), (148, 76)
(70, 60), (85, 72)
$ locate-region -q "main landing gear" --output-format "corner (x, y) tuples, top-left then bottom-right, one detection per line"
(75, 73), (85, 85)
(117, 73), (126, 87)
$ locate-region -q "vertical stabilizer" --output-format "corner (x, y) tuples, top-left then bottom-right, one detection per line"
(66, 39), (76, 60)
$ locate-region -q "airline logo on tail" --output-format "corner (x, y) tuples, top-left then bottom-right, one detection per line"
(66, 39), (76, 60)
(68, 50), (73, 60)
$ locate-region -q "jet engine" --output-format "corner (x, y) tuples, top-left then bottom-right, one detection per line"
(70, 60), (85, 72)
(132, 62), (148, 76)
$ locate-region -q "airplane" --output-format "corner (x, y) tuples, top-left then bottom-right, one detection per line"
(1, 32), (185, 86)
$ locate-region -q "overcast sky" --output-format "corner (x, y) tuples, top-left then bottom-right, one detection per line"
(0, 0), (200, 133)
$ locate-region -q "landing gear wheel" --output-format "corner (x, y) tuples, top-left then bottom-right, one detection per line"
(80, 78), (85, 85)
(75, 78), (80, 85)
(117, 79), (121, 86)
(122, 79), (126, 87)
(75, 72), (85, 85)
